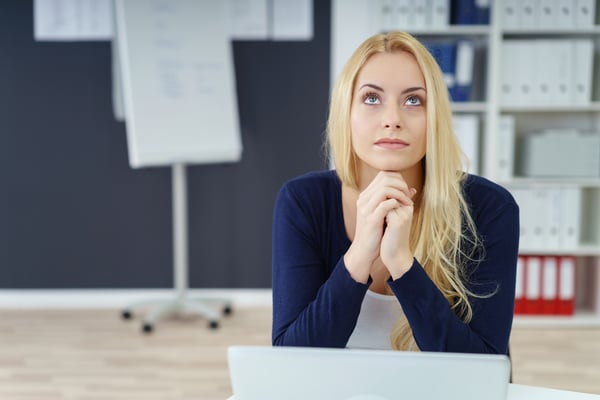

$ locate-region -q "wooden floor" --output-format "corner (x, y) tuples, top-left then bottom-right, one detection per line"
(0, 307), (598, 400)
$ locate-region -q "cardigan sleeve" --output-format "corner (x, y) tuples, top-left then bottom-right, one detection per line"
(389, 201), (520, 354)
(271, 182), (369, 347)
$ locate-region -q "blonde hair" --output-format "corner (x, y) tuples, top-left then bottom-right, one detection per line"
(327, 31), (483, 351)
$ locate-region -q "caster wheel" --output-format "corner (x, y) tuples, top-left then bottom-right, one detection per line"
(142, 323), (154, 333)
(209, 320), (219, 329)
(223, 305), (233, 316)
(121, 310), (132, 320)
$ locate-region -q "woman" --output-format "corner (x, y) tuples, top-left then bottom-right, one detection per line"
(271, 31), (519, 354)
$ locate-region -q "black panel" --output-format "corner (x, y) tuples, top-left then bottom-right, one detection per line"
(0, 1), (330, 289)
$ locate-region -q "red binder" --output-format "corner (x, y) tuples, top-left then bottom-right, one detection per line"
(514, 256), (525, 315)
(524, 256), (542, 314)
(540, 256), (558, 315)
(557, 256), (576, 315)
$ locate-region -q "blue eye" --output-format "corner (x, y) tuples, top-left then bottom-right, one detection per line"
(405, 95), (422, 106)
(364, 92), (381, 105)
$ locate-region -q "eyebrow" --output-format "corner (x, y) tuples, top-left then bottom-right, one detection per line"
(358, 84), (426, 94)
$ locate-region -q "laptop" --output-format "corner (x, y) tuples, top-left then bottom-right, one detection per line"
(228, 345), (510, 400)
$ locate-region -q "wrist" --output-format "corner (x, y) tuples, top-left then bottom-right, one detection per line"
(388, 256), (414, 280)
(344, 247), (375, 284)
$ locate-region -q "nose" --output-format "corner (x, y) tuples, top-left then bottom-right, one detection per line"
(382, 104), (402, 130)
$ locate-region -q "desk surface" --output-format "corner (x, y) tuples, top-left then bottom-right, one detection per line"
(508, 384), (600, 399)
(228, 384), (600, 400)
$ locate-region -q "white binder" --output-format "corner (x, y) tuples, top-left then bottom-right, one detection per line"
(501, 0), (520, 28)
(511, 188), (533, 250)
(545, 188), (562, 250)
(533, 40), (553, 105)
(430, 0), (450, 29)
(559, 187), (582, 250)
(556, 0), (575, 28)
(452, 114), (479, 174)
(574, 0), (596, 27)
(515, 41), (535, 106)
(411, 3), (428, 29)
(571, 39), (594, 106)
(518, 0), (538, 27)
(496, 114), (515, 181)
(538, 0), (558, 28)
(530, 189), (549, 251)
(500, 41), (519, 106)
(554, 40), (572, 105)
(396, 0), (412, 30)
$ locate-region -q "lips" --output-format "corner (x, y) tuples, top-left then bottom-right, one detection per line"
(374, 138), (409, 149)
(375, 138), (408, 145)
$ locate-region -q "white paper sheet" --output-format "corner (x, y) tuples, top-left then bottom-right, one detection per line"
(272, 0), (313, 40)
(34, 0), (114, 41)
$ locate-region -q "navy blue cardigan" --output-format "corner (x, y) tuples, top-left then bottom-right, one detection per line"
(271, 170), (519, 354)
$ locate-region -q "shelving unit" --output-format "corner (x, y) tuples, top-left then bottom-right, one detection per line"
(332, 0), (600, 327)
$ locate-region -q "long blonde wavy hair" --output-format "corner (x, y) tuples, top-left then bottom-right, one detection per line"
(327, 31), (483, 351)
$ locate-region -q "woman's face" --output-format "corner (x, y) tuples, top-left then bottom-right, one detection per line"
(350, 51), (427, 183)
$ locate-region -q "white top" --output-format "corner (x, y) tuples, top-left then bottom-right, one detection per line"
(346, 289), (405, 350)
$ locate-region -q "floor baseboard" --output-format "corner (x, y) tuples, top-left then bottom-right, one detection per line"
(0, 288), (272, 309)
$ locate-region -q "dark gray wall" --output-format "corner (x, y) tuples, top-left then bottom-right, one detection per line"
(0, 1), (330, 289)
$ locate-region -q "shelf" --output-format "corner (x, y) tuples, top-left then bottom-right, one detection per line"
(451, 101), (487, 112)
(503, 178), (600, 188)
(500, 103), (600, 113)
(406, 25), (490, 36)
(513, 312), (600, 328)
(503, 26), (600, 36)
(518, 246), (600, 257)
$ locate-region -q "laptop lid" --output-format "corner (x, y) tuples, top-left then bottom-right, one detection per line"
(228, 345), (510, 400)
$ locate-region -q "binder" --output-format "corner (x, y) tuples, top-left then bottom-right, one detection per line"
(545, 188), (562, 250)
(430, 0), (450, 29)
(524, 256), (542, 314)
(510, 188), (532, 250)
(538, 0), (558, 28)
(554, 40), (572, 105)
(474, 0), (491, 24)
(518, 0), (538, 27)
(541, 256), (558, 314)
(499, 41), (518, 106)
(515, 256), (526, 314)
(571, 39), (594, 106)
(514, 41), (535, 106)
(452, 114), (479, 174)
(501, 0), (520, 28)
(377, 0), (397, 32)
(556, 0), (575, 28)
(529, 189), (548, 251)
(396, 0), (412, 30)
(451, 40), (475, 102)
(411, 2), (428, 29)
(451, 0), (490, 25)
(496, 115), (515, 181)
(574, 0), (596, 27)
(559, 187), (581, 251)
(557, 256), (576, 315)
(533, 40), (553, 105)
(451, 0), (478, 25)
(425, 41), (457, 96)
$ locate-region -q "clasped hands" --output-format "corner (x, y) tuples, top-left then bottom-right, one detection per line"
(345, 171), (416, 284)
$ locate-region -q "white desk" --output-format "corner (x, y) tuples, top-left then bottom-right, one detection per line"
(228, 384), (600, 399)
(508, 384), (600, 399)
